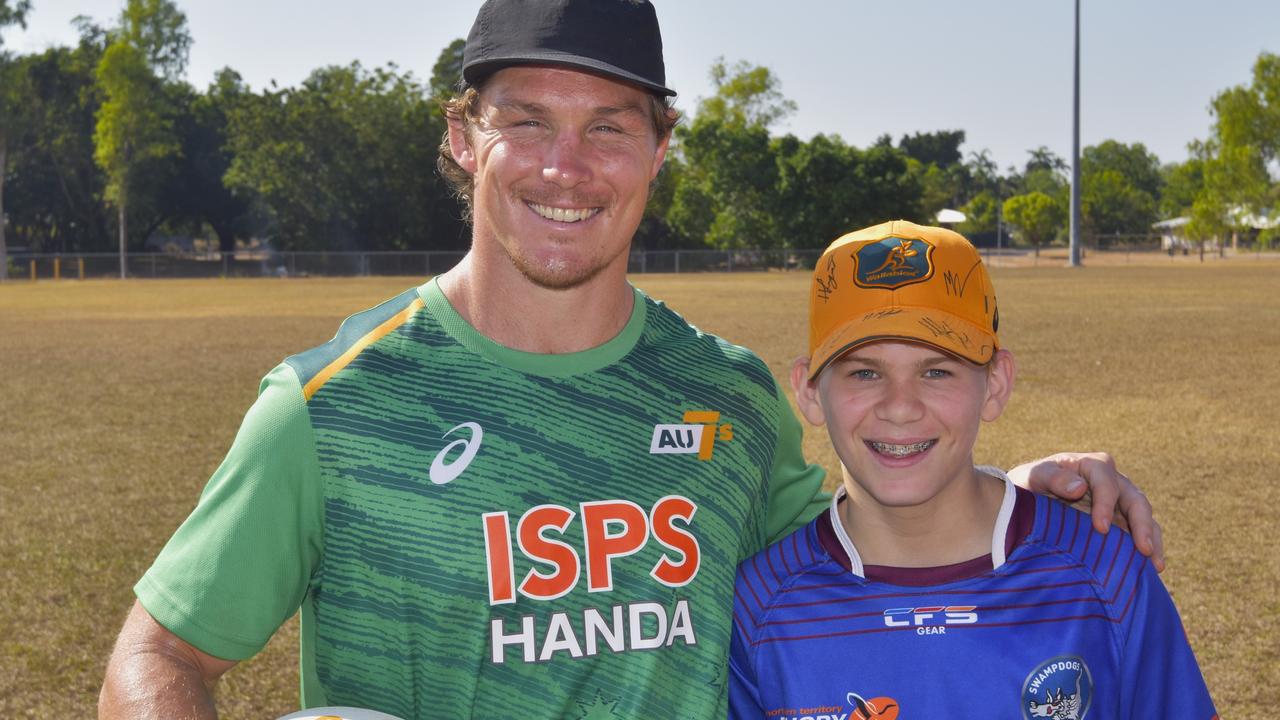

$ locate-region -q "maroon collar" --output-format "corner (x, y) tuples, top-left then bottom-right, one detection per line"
(817, 484), (1037, 587)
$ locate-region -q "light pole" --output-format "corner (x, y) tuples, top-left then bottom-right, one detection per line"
(1069, 0), (1083, 266)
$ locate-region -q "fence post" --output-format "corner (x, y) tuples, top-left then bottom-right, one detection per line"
(30, 259), (35, 281)
(675, 251), (681, 274)
(727, 250), (734, 272)
(54, 257), (61, 280)
(79, 257), (85, 280)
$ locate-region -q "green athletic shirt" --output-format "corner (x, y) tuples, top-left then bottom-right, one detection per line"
(136, 278), (827, 719)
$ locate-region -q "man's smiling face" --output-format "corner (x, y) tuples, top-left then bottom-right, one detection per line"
(449, 65), (670, 290)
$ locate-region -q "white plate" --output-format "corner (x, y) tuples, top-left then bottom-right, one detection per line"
(276, 707), (406, 720)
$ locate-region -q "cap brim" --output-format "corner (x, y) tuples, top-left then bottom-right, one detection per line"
(810, 307), (997, 379)
(463, 52), (676, 96)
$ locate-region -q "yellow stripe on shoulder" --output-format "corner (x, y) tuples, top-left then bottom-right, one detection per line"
(303, 297), (425, 401)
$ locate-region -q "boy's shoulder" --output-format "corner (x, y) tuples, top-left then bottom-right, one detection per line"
(1018, 493), (1159, 621)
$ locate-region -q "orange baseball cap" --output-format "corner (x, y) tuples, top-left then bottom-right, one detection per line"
(807, 219), (999, 379)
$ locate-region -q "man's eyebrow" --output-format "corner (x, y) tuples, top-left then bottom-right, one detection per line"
(489, 99), (647, 118)
(595, 101), (648, 117)
(490, 100), (549, 115)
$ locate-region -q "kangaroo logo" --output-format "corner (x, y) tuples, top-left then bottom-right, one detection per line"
(869, 239), (919, 274)
(853, 236), (935, 290)
(1022, 656), (1092, 719)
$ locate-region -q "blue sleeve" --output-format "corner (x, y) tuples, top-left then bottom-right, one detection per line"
(729, 565), (766, 719)
(1118, 562), (1217, 718)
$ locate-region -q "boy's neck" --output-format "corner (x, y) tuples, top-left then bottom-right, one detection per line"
(839, 466), (1007, 569)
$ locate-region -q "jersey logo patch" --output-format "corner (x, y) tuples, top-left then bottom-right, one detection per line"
(1022, 656), (1093, 719)
(853, 236), (935, 290)
(765, 692), (898, 720)
(429, 422), (483, 485)
(649, 411), (733, 461)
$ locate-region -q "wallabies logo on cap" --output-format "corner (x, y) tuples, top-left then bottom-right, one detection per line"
(853, 237), (935, 290)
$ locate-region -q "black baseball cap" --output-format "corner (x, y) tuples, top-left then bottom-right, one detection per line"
(462, 0), (675, 97)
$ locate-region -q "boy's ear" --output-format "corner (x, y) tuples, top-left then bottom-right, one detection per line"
(981, 349), (1017, 422)
(789, 356), (827, 427)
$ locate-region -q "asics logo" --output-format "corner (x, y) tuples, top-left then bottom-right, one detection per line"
(429, 422), (484, 485)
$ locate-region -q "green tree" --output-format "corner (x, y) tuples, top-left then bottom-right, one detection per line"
(1082, 140), (1162, 198)
(429, 38), (465, 100)
(225, 61), (464, 251)
(6, 33), (114, 254)
(773, 133), (921, 248)
(898, 130), (965, 169)
(1197, 52), (1280, 247)
(958, 190), (999, 236)
(666, 59), (793, 249)
(0, 0), (31, 29)
(697, 56), (796, 128)
(118, 0), (188, 79)
(94, 40), (178, 275)
(1025, 146), (1067, 175)
(669, 114), (777, 248)
(1160, 157), (1204, 219)
(1079, 140), (1162, 243)
(93, 0), (189, 276)
(160, 69), (253, 256)
(0, 0), (33, 280)
(1003, 191), (1065, 257)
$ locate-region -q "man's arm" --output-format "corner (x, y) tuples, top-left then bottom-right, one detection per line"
(1008, 451), (1165, 572)
(99, 600), (238, 720)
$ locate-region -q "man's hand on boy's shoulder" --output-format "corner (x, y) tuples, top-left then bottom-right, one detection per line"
(1007, 452), (1166, 573)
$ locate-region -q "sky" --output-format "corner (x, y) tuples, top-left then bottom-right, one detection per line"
(5, 0), (1278, 172)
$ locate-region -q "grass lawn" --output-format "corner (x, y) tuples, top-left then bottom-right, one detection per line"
(2, 263), (1276, 716)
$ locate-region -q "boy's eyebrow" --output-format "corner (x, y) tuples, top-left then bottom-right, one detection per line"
(838, 352), (959, 369)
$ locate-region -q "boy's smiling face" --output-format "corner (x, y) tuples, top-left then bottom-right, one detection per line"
(792, 340), (1016, 510)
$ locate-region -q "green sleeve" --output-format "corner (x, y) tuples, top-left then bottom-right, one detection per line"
(134, 364), (324, 661)
(764, 382), (829, 543)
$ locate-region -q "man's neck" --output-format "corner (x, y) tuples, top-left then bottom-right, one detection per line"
(840, 467), (1006, 569)
(436, 252), (635, 355)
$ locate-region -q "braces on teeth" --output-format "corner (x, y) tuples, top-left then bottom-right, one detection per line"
(871, 440), (933, 457)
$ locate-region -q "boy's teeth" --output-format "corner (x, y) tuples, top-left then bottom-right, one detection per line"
(529, 202), (599, 223)
(870, 440), (935, 458)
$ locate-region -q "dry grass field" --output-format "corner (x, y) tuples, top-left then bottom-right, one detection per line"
(2, 263), (1277, 718)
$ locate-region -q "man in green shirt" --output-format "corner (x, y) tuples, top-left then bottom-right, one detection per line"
(99, 1), (1162, 717)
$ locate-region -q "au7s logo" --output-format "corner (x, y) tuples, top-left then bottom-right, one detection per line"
(650, 411), (733, 461)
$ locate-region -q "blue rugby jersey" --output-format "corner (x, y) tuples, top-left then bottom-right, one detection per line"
(729, 473), (1217, 719)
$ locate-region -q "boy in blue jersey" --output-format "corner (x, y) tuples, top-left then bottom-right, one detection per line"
(729, 221), (1216, 719)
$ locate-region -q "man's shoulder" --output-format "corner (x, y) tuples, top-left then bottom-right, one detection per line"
(638, 291), (773, 379)
(285, 284), (427, 399)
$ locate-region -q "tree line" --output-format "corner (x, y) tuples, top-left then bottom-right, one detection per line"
(1, 0), (1277, 280)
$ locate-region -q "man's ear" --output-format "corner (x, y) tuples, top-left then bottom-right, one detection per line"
(981, 349), (1017, 422)
(447, 116), (477, 174)
(789, 356), (827, 427)
(649, 111), (677, 181)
